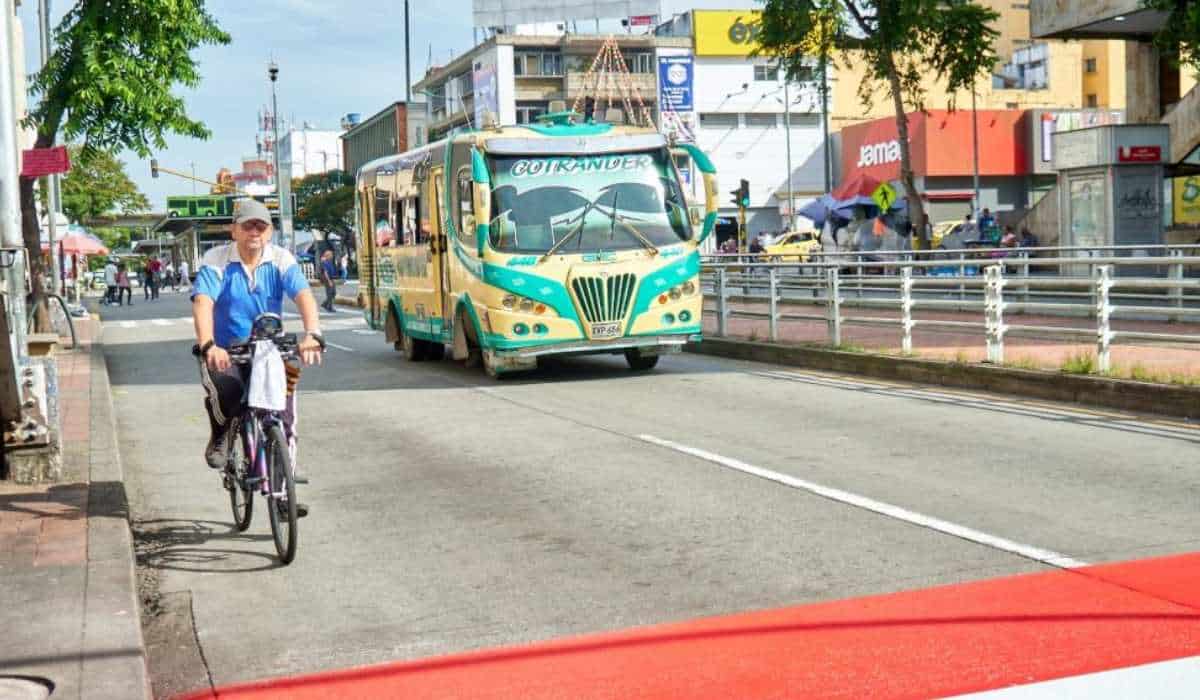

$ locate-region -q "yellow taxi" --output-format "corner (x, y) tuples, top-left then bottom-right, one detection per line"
(763, 231), (822, 262)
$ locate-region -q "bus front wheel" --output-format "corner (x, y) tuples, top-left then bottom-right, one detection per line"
(399, 327), (427, 361)
(624, 348), (659, 371)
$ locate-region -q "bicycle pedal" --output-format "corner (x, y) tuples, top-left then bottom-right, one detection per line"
(294, 476), (310, 485)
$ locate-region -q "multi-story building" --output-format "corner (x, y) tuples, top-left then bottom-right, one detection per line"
(278, 126), (344, 180)
(340, 101), (422, 179)
(414, 31), (685, 143)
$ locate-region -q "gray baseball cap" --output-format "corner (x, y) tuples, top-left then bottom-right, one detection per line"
(233, 198), (272, 225)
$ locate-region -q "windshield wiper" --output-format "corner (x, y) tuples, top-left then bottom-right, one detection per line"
(539, 200), (596, 262)
(595, 204), (659, 256)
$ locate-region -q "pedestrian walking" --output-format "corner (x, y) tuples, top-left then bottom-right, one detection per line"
(103, 257), (118, 305)
(319, 249), (337, 312)
(116, 263), (133, 306)
(339, 252), (349, 283)
(141, 262), (152, 300)
(164, 261), (177, 292)
(148, 257), (162, 299)
(178, 259), (191, 290)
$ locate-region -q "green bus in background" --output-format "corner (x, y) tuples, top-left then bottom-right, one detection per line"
(166, 194), (280, 219)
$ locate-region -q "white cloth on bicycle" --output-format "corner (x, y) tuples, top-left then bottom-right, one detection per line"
(247, 340), (287, 410)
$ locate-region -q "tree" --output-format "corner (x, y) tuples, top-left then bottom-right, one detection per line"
(292, 169), (348, 212)
(51, 146), (149, 224)
(1145, 0), (1200, 82)
(756, 0), (999, 246)
(20, 0), (229, 320)
(295, 186), (355, 246)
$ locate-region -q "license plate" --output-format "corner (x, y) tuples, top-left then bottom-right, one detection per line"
(590, 322), (621, 338)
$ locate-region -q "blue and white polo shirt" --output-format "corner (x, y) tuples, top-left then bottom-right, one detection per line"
(192, 243), (310, 347)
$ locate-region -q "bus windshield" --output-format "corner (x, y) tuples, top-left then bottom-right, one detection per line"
(487, 150), (692, 254)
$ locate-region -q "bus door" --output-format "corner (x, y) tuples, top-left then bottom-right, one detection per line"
(361, 187), (380, 328)
(429, 168), (451, 332)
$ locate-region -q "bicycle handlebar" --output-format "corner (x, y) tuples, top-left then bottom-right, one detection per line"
(192, 333), (325, 364)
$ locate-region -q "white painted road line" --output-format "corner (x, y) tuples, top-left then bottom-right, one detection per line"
(120, 321), (136, 329)
(351, 329), (378, 335)
(950, 655), (1200, 699)
(151, 319), (173, 326)
(637, 434), (1089, 570)
(325, 341), (355, 352)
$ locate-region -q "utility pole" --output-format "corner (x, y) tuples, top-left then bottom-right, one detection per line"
(38, 0), (60, 295)
(820, 56), (831, 195)
(268, 60), (294, 253)
(1, 0), (28, 359)
(783, 77), (794, 233)
(971, 81), (980, 222)
(404, 0), (412, 103)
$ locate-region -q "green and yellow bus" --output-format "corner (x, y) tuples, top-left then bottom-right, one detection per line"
(354, 115), (718, 376)
(166, 194), (281, 219)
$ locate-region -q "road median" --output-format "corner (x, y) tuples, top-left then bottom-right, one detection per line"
(687, 336), (1200, 420)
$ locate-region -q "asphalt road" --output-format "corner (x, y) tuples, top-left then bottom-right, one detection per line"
(98, 291), (1200, 697)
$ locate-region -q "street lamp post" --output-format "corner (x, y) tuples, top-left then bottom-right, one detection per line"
(38, 0), (60, 296)
(268, 61), (293, 253)
(971, 81), (980, 222)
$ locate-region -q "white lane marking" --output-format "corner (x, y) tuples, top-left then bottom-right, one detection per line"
(950, 655), (1200, 699)
(351, 329), (378, 335)
(637, 434), (1088, 570)
(151, 319), (173, 326)
(120, 321), (136, 329)
(325, 341), (355, 352)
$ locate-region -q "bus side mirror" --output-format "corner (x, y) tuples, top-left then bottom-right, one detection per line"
(677, 144), (718, 246)
(689, 205), (702, 227)
(471, 149), (491, 257)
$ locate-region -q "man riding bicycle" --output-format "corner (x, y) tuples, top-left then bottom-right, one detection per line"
(191, 199), (324, 505)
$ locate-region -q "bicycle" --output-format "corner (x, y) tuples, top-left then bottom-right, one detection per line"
(197, 313), (318, 564)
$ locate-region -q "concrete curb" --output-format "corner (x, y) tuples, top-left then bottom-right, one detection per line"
(84, 346), (152, 699)
(687, 337), (1200, 420)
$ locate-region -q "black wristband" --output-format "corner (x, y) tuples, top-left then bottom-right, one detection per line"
(199, 339), (215, 357)
(307, 332), (326, 350)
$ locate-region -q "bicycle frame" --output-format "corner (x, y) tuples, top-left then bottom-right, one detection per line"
(239, 408), (288, 497)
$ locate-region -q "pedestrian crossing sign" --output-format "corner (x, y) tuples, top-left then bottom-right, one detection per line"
(871, 182), (897, 212)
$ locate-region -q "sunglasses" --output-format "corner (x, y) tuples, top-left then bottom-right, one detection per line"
(239, 220), (270, 233)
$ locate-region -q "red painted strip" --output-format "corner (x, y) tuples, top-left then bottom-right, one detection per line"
(176, 552), (1200, 700)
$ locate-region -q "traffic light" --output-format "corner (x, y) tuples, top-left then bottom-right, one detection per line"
(738, 179), (750, 208)
(150, 159), (159, 178)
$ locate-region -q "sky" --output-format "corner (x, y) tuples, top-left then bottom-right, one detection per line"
(19, 0), (754, 211)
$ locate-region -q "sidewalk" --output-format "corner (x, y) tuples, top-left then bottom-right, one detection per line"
(0, 319), (150, 699)
(705, 302), (1200, 382)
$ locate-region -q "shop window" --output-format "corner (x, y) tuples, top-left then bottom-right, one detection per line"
(1084, 58), (1097, 74)
(514, 51), (562, 77)
(753, 65), (779, 82)
(785, 113), (821, 127)
(699, 113), (738, 129)
(745, 113), (778, 128)
(516, 102), (549, 124)
(624, 52), (654, 74)
(1086, 94), (1098, 108)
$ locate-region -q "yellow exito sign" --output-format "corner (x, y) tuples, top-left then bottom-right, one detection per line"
(693, 10), (763, 57)
(1176, 176), (1200, 225)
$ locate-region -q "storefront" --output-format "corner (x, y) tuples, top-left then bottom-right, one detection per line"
(839, 109), (1034, 228)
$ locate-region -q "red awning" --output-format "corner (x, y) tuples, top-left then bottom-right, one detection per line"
(831, 172), (882, 200)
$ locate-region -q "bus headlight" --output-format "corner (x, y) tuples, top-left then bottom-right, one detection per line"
(519, 298), (535, 313)
(669, 286), (682, 300)
(682, 281), (696, 296)
(502, 294), (517, 309)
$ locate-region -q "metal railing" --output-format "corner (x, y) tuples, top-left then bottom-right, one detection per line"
(702, 253), (1200, 373)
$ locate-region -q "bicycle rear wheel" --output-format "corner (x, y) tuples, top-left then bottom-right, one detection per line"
(226, 426), (253, 531)
(265, 423), (297, 564)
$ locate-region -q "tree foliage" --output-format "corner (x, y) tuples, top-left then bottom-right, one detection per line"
(1145, 0), (1200, 76)
(756, 0), (999, 242)
(295, 186), (355, 241)
(53, 146), (149, 224)
(19, 0), (229, 323)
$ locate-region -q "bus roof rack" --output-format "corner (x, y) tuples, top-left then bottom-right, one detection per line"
(534, 111), (582, 126)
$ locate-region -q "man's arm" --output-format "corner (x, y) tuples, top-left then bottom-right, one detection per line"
(293, 288), (324, 366)
(192, 294), (230, 371)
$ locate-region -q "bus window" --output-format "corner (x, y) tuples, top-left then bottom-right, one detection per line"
(431, 172), (445, 244)
(457, 167), (475, 247)
(374, 189), (394, 247)
(403, 197), (420, 245)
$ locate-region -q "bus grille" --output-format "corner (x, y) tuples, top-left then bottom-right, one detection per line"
(571, 274), (636, 323)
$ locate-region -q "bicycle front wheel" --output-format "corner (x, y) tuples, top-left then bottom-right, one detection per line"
(226, 426), (253, 531)
(265, 424), (297, 564)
